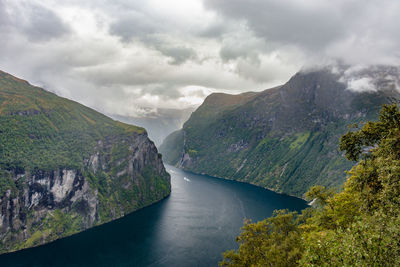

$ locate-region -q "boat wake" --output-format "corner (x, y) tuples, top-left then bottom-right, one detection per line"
(183, 177), (191, 182)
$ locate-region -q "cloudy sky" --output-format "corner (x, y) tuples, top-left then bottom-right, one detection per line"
(1, 0), (399, 116)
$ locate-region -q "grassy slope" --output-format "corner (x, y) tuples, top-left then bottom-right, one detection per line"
(0, 70), (144, 173)
(0, 70), (170, 252)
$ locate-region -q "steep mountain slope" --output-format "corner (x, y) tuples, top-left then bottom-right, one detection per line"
(161, 91), (258, 164)
(0, 70), (170, 253)
(160, 67), (400, 197)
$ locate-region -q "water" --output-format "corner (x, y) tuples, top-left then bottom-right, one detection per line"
(0, 165), (307, 266)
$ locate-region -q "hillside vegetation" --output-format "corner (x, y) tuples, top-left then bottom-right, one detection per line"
(0, 70), (145, 173)
(160, 67), (400, 197)
(221, 104), (400, 266)
(0, 70), (170, 253)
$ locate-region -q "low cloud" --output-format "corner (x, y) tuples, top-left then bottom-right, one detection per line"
(336, 65), (400, 92)
(347, 77), (376, 92)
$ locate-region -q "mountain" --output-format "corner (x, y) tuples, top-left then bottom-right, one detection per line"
(110, 107), (194, 146)
(160, 66), (400, 197)
(0, 70), (170, 253)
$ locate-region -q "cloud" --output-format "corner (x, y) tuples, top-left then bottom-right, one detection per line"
(337, 65), (400, 92)
(109, 10), (163, 42)
(203, 0), (400, 66)
(0, 0), (398, 117)
(0, 0), (70, 41)
(154, 44), (197, 65)
(204, 0), (345, 49)
(347, 77), (376, 92)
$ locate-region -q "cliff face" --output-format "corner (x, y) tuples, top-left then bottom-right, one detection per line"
(160, 66), (400, 197)
(0, 70), (170, 253)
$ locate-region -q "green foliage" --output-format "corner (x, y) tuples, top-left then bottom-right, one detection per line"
(289, 132), (310, 149)
(23, 230), (44, 248)
(0, 170), (17, 196)
(301, 211), (400, 266)
(14, 209), (84, 251)
(339, 104), (400, 162)
(220, 210), (303, 267)
(305, 185), (335, 207)
(221, 104), (400, 266)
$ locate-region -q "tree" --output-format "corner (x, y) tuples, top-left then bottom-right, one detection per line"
(220, 210), (303, 267)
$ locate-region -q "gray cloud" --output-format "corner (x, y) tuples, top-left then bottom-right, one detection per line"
(140, 35), (198, 65)
(204, 0), (345, 49)
(0, 0), (398, 118)
(156, 45), (197, 65)
(0, 0), (69, 41)
(203, 0), (400, 65)
(197, 21), (229, 39)
(109, 12), (162, 42)
(110, 12), (198, 65)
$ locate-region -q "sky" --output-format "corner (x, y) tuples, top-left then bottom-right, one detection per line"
(1, 0), (399, 117)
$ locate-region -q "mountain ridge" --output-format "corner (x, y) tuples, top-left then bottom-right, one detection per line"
(160, 66), (400, 197)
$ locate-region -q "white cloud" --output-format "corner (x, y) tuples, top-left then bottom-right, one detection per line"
(347, 77), (376, 92)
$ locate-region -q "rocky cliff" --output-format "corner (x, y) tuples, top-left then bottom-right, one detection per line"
(0, 70), (170, 253)
(160, 66), (400, 197)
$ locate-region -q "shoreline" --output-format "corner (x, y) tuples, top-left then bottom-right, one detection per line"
(165, 164), (308, 202)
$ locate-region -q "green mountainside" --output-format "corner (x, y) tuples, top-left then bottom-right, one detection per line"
(160, 67), (400, 197)
(0, 70), (170, 253)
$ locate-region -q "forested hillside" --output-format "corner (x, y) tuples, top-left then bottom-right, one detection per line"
(221, 104), (400, 266)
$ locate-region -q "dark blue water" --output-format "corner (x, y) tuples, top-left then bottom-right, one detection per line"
(0, 165), (307, 266)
